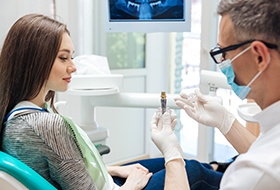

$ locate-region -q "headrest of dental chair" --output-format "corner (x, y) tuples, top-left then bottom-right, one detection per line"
(0, 151), (57, 190)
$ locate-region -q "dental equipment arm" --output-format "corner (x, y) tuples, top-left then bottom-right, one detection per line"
(90, 93), (178, 109)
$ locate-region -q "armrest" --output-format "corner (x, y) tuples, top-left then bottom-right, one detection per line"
(95, 144), (110, 156)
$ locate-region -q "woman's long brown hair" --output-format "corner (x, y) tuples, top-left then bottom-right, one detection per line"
(0, 14), (70, 132)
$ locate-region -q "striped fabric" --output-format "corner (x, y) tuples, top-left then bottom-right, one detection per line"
(1, 112), (97, 190)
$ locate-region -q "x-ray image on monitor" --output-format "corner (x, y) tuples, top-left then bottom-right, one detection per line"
(103, 0), (191, 32)
(109, 0), (184, 21)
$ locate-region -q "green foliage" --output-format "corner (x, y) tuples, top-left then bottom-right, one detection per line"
(106, 33), (146, 69)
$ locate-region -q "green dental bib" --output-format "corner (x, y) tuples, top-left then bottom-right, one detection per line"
(61, 115), (109, 190)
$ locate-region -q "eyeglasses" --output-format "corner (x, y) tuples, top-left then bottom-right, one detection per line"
(209, 39), (278, 64)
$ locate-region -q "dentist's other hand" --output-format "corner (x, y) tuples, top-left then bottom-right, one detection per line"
(174, 89), (235, 135)
(150, 111), (184, 164)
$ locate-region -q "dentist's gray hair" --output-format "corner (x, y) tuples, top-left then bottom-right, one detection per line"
(218, 0), (280, 53)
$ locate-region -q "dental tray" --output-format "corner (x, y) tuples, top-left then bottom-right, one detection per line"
(237, 102), (261, 122)
(68, 74), (123, 90)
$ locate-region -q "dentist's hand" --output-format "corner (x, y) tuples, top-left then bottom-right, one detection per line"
(174, 89), (235, 135)
(150, 111), (184, 164)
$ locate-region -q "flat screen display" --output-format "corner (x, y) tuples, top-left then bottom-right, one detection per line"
(109, 0), (184, 21)
(103, 0), (191, 33)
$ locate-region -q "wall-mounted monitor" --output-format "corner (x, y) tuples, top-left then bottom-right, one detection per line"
(102, 0), (192, 33)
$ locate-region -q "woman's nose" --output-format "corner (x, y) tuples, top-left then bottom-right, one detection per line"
(68, 58), (77, 72)
(68, 64), (77, 73)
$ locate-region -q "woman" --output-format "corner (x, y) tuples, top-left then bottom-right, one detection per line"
(0, 14), (222, 190)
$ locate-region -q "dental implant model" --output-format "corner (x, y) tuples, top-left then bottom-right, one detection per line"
(161, 91), (167, 114)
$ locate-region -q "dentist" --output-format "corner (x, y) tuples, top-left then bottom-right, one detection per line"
(174, 0), (280, 189)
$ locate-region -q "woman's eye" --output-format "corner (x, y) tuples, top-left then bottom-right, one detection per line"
(59, 57), (68, 61)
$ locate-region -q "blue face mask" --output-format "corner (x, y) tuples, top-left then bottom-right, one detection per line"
(218, 46), (262, 100)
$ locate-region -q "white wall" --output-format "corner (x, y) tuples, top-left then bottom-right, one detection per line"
(0, 0), (52, 47)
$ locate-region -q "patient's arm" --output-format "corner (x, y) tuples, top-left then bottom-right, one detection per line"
(225, 119), (257, 153)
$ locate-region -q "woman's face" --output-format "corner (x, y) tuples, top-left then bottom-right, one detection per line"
(46, 32), (76, 92)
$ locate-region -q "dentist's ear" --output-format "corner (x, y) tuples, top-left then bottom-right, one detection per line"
(251, 41), (271, 71)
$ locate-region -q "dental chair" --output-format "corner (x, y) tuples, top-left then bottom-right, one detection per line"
(0, 145), (110, 190)
(0, 151), (56, 190)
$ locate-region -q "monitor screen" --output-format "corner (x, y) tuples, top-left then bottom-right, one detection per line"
(102, 0), (191, 33)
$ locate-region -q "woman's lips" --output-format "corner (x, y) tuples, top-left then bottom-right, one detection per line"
(63, 77), (71, 83)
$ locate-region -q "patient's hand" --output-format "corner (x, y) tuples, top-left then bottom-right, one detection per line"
(113, 164), (152, 190)
(107, 164), (150, 178)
